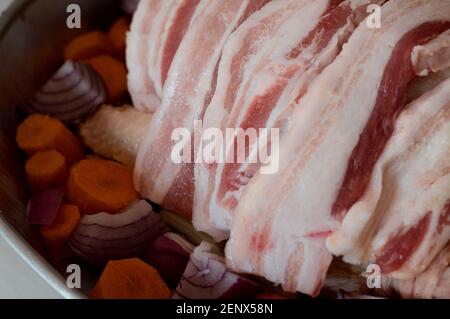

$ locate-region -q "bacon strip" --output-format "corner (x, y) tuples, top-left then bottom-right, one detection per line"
(126, 0), (165, 112)
(194, 0), (342, 240)
(147, 0), (202, 99)
(127, 0), (201, 112)
(383, 243), (450, 299)
(134, 0), (269, 218)
(225, 0), (450, 296)
(331, 23), (449, 220)
(328, 77), (450, 278)
(194, 0), (380, 241)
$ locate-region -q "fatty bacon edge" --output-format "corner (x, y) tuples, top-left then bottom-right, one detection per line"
(134, 0), (270, 219)
(225, 0), (450, 296)
(194, 0), (386, 241)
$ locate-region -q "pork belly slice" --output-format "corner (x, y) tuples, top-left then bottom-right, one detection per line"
(195, 0), (382, 241)
(327, 77), (450, 278)
(126, 0), (165, 112)
(225, 0), (450, 296)
(127, 0), (201, 112)
(412, 29), (450, 76)
(134, 0), (269, 219)
(192, 0), (302, 240)
(382, 242), (450, 299)
(194, 0), (340, 240)
(147, 0), (202, 99)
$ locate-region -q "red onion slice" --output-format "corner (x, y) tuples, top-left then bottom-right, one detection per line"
(145, 232), (195, 288)
(68, 200), (168, 265)
(173, 242), (261, 299)
(28, 61), (106, 124)
(122, 0), (141, 15)
(26, 188), (65, 225)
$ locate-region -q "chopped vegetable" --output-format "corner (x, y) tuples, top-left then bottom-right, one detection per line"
(108, 17), (130, 59)
(173, 242), (261, 299)
(64, 31), (114, 61)
(40, 204), (81, 252)
(27, 188), (65, 225)
(145, 232), (195, 287)
(25, 150), (67, 192)
(90, 258), (171, 299)
(160, 210), (221, 249)
(86, 55), (127, 102)
(79, 104), (152, 167)
(67, 157), (138, 215)
(16, 114), (84, 165)
(122, 0), (141, 15)
(69, 200), (167, 265)
(28, 61), (106, 123)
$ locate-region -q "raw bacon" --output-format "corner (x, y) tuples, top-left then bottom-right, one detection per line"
(225, 0), (450, 296)
(327, 77), (450, 278)
(127, 0), (450, 297)
(194, 0), (381, 241)
(134, 0), (269, 219)
(126, 0), (165, 112)
(147, 0), (202, 99)
(383, 243), (450, 299)
(127, 0), (201, 112)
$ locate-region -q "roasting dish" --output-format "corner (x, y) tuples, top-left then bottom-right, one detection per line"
(0, 0), (449, 299)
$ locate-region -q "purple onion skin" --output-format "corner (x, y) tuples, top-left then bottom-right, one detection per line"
(28, 61), (106, 124)
(145, 233), (193, 288)
(174, 242), (262, 299)
(27, 188), (65, 225)
(176, 266), (262, 299)
(68, 200), (167, 266)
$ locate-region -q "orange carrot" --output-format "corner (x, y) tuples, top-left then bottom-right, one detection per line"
(67, 157), (138, 215)
(64, 31), (114, 61)
(86, 55), (127, 102)
(108, 16), (130, 59)
(40, 204), (81, 248)
(90, 258), (171, 299)
(25, 150), (67, 192)
(16, 114), (84, 165)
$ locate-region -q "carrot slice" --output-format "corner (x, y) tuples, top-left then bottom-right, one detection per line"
(108, 16), (130, 59)
(64, 31), (114, 61)
(90, 258), (171, 299)
(86, 55), (127, 102)
(67, 157), (138, 215)
(16, 114), (84, 165)
(40, 204), (81, 248)
(40, 204), (81, 262)
(25, 150), (67, 192)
